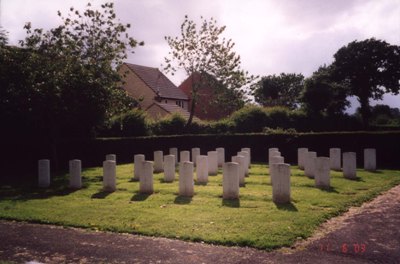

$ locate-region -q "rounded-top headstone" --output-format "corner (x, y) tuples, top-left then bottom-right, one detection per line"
(163, 155), (176, 182)
(216, 147), (225, 168)
(140, 161), (154, 194)
(305, 151), (317, 178)
(223, 162), (240, 199)
(207, 151), (218, 176)
(343, 152), (357, 179)
(364, 148), (376, 171)
(232, 155), (245, 187)
(180, 151), (190, 164)
(315, 157), (330, 189)
(103, 160), (116, 192)
(153, 151), (164, 173)
(196, 155), (208, 184)
(297, 148), (308, 170)
(133, 154), (145, 181)
(106, 154), (116, 162)
(38, 159), (50, 188)
(69, 159), (82, 189)
(269, 156), (284, 185)
(271, 163), (291, 204)
(329, 148), (341, 171)
(241, 148), (251, 168)
(237, 151), (249, 177)
(191, 148), (200, 166)
(169, 147), (178, 165)
(179, 161), (194, 197)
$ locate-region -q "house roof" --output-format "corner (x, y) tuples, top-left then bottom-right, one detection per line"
(125, 63), (188, 100)
(146, 102), (200, 121)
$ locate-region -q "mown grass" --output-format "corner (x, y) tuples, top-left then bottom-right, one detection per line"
(1, 163), (399, 250)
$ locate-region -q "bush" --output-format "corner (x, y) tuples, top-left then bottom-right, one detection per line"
(230, 106), (270, 133)
(151, 113), (187, 135)
(265, 107), (291, 129)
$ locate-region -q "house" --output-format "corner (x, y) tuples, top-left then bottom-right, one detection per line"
(119, 63), (191, 119)
(179, 73), (236, 120)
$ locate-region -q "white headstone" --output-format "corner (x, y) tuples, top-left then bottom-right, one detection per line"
(241, 147), (251, 168)
(237, 151), (249, 177)
(69, 159), (82, 189)
(103, 160), (116, 192)
(315, 157), (330, 189)
(133, 154), (145, 181)
(163, 155), (176, 182)
(196, 155), (208, 184)
(329, 148), (341, 171)
(232, 155), (246, 187)
(153, 151), (163, 173)
(269, 156), (284, 185)
(268, 150), (281, 165)
(305, 151), (317, 178)
(140, 161), (154, 194)
(169, 147), (178, 165)
(191, 148), (200, 166)
(179, 161), (194, 197)
(106, 154), (116, 162)
(180, 151), (190, 164)
(223, 162), (240, 199)
(271, 163), (291, 204)
(297, 148), (308, 170)
(216, 147), (225, 168)
(207, 151), (218, 176)
(38, 159), (50, 188)
(364, 148), (376, 171)
(343, 152), (357, 179)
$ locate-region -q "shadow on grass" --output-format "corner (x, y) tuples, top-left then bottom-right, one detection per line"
(318, 186), (339, 193)
(222, 198), (240, 208)
(2, 185), (79, 201)
(129, 178), (140, 182)
(91, 190), (113, 199)
(274, 202), (298, 212)
(194, 182), (207, 186)
(131, 192), (152, 201)
(159, 179), (174, 184)
(345, 176), (365, 182)
(174, 195), (192, 204)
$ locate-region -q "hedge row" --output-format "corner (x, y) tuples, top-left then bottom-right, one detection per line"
(2, 131), (399, 184)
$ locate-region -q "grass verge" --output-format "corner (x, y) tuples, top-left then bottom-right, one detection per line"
(1, 163), (399, 250)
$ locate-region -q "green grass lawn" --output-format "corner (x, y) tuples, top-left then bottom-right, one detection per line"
(1, 163), (400, 250)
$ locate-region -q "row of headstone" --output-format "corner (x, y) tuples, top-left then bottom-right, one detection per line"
(267, 148), (291, 203)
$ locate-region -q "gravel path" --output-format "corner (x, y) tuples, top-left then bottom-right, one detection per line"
(1, 184), (399, 264)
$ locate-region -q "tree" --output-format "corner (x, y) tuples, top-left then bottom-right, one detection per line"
(301, 66), (349, 116)
(252, 73), (304, 109)
(164, 15), (256, 126)
(332, 38), (400, 127)
(6, 2), (143, 139)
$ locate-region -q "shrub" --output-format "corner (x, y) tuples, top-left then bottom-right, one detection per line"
(151, 113), (187, 135)
(106, 109), (149, 137)
(230, 106), (270, 133)
(264, 107), (291, 129)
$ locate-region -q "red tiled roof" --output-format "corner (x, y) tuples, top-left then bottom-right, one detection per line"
(125, 63), (188, 100)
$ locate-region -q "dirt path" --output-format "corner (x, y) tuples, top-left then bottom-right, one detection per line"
(1, 185), (399, 264)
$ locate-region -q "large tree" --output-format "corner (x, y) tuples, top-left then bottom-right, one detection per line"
(252, 73), (304, 109)
(332, 38), (400, 127)
(301, 65), (350, 116)
(164, 15), (256, 126)
(1, 2), (142, 139)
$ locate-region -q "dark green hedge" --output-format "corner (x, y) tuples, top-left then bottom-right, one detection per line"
(2, 131), (400, 184)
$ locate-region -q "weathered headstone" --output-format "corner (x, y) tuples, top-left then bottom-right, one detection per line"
(140, 161), (154, 194)
(268, 150), (281, 165)
(169, 147), (178, 165)
(315, 157), (330, 189)
(38, 159), (50, 188)
(305, 151), (317, 178)
(180, 151), (190, 164)
(297, 148), (308, 170)
(196, 155), (208, 184)
(179, 161), (194, 197)
(153, 151), (163, 173)
(237, 151), (249, 177)
(133, 154), (145, 181)
(106, 154), (116, 162)
(216, 147), (225, 168)
(223, 162), (240, 199)
(163, 155), (176, 182)
(241, 147), (251, 168)
(271, 163), (291, 204)
(103, 160), (116, 192)
(364, 148), (376, 171)
(343, 152), (357, 179)
(269, 156), (284, 185)
(232, 155), (246, 187)
(191, 148), (200, 166)
(207, 151), (218, 176)
(329, 148), (341, 171)
(69, 159), (82, 189)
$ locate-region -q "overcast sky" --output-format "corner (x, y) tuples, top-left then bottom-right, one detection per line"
(1, 0), (400, 111)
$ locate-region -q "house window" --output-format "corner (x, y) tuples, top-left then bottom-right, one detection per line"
(176, 100), (181, 107)
(165, 100), (168, 104)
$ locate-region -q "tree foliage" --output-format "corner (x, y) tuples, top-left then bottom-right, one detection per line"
(301, 66), (349, 117)
(164, 15), (256, 126)
(332, 38), (400, 127)
(252, 73), (304, 109)
(0, 2), (142, 139)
